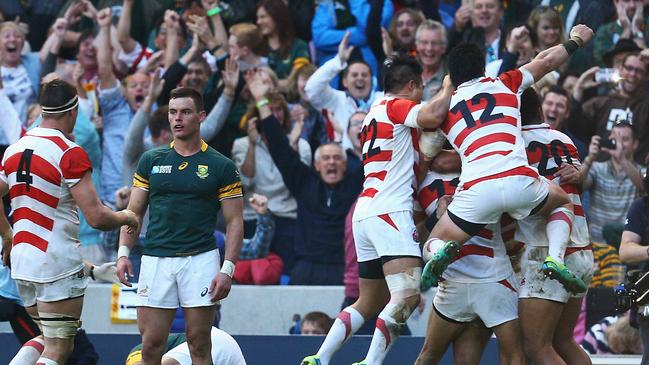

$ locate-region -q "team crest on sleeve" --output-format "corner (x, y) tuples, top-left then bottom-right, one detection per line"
(196, 165), (209, 179)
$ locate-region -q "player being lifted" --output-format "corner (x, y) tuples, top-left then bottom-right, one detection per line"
(301, 50), (455, 364)
(419, 25), (595, 294)
(0, 79), (138, 365)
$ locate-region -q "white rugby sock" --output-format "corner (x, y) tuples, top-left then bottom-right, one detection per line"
(35, 357), (59, 365)
(546, 207), (574, 263)
(9, 337), (44, 365)
(363, 304), (405, 364)
(316, 307), (365, 365)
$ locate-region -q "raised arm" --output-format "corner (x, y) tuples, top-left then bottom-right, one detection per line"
(305, 32), (353, 111)
(201, 0), (228, 56)
(521, 24), (594, 83)
(163, 10), (182, 70)
(96, 8), (117, 89)
(200, 58), (237, 140)
(117, 0), (137, 53)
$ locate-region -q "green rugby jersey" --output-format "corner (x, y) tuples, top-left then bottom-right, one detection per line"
(133, 141), (243, 257)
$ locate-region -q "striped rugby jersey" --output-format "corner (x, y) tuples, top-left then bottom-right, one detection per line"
(443, 69), (535, 189)
(353, 96), (422, 221)
(418, 170), (515, 283)
(516, 124), (590, 247)
(0, 127), (91, 282)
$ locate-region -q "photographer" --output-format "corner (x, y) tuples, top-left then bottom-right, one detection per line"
(580, 122), (646, 243)
(619, 171), (649, 364)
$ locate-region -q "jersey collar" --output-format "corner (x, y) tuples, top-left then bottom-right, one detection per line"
(169, 140), (209, 152)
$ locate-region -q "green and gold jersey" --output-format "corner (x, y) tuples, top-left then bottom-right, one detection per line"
(125, 333), (188, 365)
(133, 141), (243, 257)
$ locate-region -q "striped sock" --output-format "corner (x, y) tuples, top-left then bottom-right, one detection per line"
(547, 207), (574, 263)
(316, 307), (365, 365)
(9, 337), (44, 365)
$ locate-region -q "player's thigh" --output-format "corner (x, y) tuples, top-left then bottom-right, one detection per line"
(518, 297), (563, 346)
(471, 276), (519, 330)
(177, 249), (220, 308)
(354, 277), (390, 316)
(419, 299), (467, 362)
(136, 255), (179, 309)
(518, 246), (570, 304)
(444, 180), (507, 236)
(553, 297), (583, 343)
(527, 179), (569, 217)
(362, 211), (422, 264)
(566, 249), (595, 300)
(502, 175), (551, 220)
(136, 306), (175, 343)
(491, 319), (524, 355)
(183, 306), (217, 344)
(453, 323), (492, 365)
(433, 280), (477, 327)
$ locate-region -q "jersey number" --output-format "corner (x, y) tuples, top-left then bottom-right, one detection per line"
(425, 177), (460, 198)
(528, 140), (574, 176)
(16, 149), (34, 190)
(450, 93), (504, 128)
(360, 118), (381, 160)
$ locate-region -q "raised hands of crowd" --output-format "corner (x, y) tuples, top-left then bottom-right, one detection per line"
(288, 106), (305, 150)
(187, 14), (220, 52)
(381, 27), (394, 56)
(616, 0), (633, 35)
(572, 66), (600, 102)
(64, 0), (97, 27)
(338, 32), (355, 65)
(201, 0), (221, 11)
(246, 116), (260, 142)
(506, 26), (530, 54)
(142, 71), (165, 113)
(96, 7), (112, 29)
(222, 57), (240, 97)
(245, 68), (272, 101)
(453, 4), (472, 32)
(249, 193), (269, 215)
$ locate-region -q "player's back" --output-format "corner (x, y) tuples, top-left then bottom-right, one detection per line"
(1, 127), (91, 283)
(418, 170), (513, 282)
(442, 70), (534, 186)
(520, 124), (589, 247)
(353, 96), (421, 221)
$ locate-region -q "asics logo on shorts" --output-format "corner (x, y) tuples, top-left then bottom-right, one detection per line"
(201, 287), (209, 297)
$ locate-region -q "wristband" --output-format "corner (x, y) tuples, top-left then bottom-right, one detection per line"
(206, 6), (222, 17)
(256, 98), (269, 109)
(210, 44), (221, 54)
(117, 245), (131, 259)
(220, 259), (235, 278)
(562, 39), (579, 55)
(89, 266), (96, 280)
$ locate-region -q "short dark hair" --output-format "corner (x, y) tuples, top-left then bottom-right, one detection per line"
(39, 79), (78, 119)
(520, 88), (543, 126)
(544, 85), (571, 112)
(188, 56), (211, 76)
(75, 29), (95, 56)
(341, 60), (372, 79)
(448, 43), (485, 87)
(382, 53), (423, 94)
(169, 87), (204, 111)
(149, 105), (170, 138)
(301, 312), (334, 333)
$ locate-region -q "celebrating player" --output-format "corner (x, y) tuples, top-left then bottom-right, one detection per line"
(302, 51), (455, 365)
(419, 24), (595, 294)
(116, 87), (244, 365)
(517, 88), (594, 365)
(0, 79), (139, 365)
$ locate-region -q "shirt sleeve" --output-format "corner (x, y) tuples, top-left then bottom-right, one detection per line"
(133, 152), (151, 191)
(624, 198), (648, 238)
(60, 147), (93, 187)
(217, 159), (243, 201)
(386, 99), (422, 128)
(499, 69), (535, 94)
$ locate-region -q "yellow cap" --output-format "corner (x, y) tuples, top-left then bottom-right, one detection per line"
(125, 350), (142, 365)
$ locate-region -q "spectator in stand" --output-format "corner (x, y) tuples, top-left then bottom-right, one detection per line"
(590, 241), (626, 288)
(306, 32), (379, 150)
(247, 68), (363, 285)
(0, 21), (41, 123)
(594, 0), (648, 66)
(284, 63), (329, 154)
(573, 52), (648, 144)
(301, 312), (334, 335)
(528, 6), (565, 53)
(311, 0), (393, 80)
(581, 315), (642, 355)
(232, 92), (312, 278)
(485, 25), (536, 78)
(415, 20), (447, 102)
(580, 122), (646, 243)
(344, 111), (364, 172)
(448, 0), (504, 65)
(369, 7), (423, 68)
(256, 0), (310, 82)
(541, 86), (588, 159)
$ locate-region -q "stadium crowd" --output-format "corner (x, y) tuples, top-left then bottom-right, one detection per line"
(1, 0), (649, 363)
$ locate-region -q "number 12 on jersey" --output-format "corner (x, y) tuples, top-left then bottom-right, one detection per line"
(450, 93), (504, 128)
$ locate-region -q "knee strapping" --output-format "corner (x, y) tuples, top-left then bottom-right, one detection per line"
(30, 314), (42, 333)
(39, 312), (80, 339)
(383, 268), (422, 323)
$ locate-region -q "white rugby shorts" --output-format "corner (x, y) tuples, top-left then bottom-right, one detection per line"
(136, 249), (220, 308)
(353, 210), (421, 262)
(519, 246), (594, 301)
(15, 269), (88, 307)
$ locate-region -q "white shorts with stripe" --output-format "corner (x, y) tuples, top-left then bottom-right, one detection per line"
(449, 166), (549, 225)
(519, 246), (594, 302)
(433, 273), (519, 328)
(353, 210), (421, 262)
(136, 249), (220, 308)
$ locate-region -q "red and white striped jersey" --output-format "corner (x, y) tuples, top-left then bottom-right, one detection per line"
(353, 96), (421, 221)
(418, 170), (514, 283)
(442, 69), (535, 189)
(516, 124), (590, 248)
(0, 128), (92, 283)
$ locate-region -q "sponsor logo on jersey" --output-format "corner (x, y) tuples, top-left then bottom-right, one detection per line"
(151, 165), (172, 174)
(178, 162), (188, 170)
(196, 165), (209, 179)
